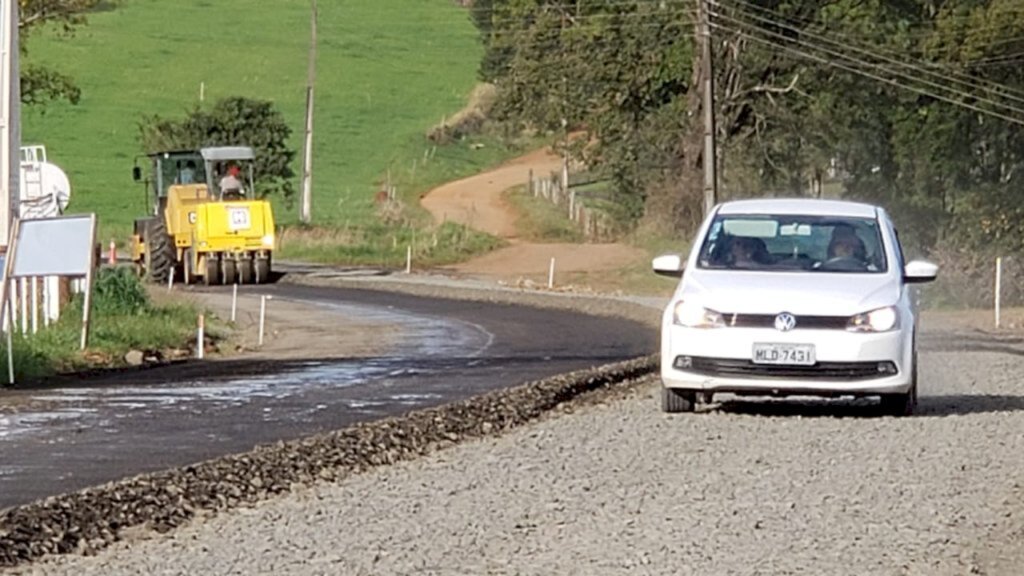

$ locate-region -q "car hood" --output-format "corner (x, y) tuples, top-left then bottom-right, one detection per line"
(679, 269), (900, 316)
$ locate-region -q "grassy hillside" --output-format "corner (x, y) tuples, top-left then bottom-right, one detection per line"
(22, 0), (487, 242)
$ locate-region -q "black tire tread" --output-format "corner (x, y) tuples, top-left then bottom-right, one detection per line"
(661, 388), (696, 413)
(254, 257), (270, 284)
(146, 218), (176, 284)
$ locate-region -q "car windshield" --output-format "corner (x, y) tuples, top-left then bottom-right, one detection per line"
(697, 214), (888, 273)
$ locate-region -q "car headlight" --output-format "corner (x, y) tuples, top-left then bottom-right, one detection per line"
(673, 301), (725, 328)
(847, 306), (899, 332)
(262, 233), (275, 247)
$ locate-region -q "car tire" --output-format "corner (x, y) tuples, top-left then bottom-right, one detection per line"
(661, 387), (696, 413)
(880, 352), (918, 417)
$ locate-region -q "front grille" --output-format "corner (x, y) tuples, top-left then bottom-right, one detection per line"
(722, 313), (849, 330)
(677, 356), (898, 381)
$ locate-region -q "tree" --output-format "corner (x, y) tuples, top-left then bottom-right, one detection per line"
(19, 0), (104, 106)
(138, 97), (297, 201)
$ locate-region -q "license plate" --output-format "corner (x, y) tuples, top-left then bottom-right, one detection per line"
(752, 343), (815, 366)
(228, 207), (251, 231)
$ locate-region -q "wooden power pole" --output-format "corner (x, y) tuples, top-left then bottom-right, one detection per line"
(698, 0), (718, 217)
(0, 0), (20, 248)
(299, 0), (318, 224)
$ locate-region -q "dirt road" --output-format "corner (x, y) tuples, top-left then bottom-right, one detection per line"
(420, 147), (646, 282)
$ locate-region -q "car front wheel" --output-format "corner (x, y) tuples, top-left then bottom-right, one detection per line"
(661, 387), (697, 413)
(880, 352), (918, 417)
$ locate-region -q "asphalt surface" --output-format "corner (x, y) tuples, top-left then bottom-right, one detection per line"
(0, 281), (657, 510)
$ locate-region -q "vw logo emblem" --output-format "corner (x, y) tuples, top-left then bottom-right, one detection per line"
(774, 313), (797, 332)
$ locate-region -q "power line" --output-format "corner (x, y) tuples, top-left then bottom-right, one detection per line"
(710, 3), (1024, 119)
(708, 16), (1024, 126)
(721, 0), (1024, 103)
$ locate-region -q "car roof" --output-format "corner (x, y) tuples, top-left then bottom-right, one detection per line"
(716, 198), (879, 219)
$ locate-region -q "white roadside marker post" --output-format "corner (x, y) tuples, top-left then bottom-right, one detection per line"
(548, 257), (555, 289)
(995, 256), (1002, 329)
(258, 295), (272, 346)
(231, 283), (238, 323)
(197, 314), (205, 360)
(406, 245), (412, 274)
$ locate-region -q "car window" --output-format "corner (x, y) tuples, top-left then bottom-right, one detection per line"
(697, 214), (888, 273)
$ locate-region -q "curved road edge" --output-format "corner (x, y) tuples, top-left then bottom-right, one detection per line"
(0, 355), (658, 568)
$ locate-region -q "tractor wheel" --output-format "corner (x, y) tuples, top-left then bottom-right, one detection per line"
(239, 258), (255, 284)
(254, 256), (270, 284)
(221, 258), (238, 286)
(183, 249), (195, 285)
(145, 218), (176, 284)
(203, 255), (221, 286)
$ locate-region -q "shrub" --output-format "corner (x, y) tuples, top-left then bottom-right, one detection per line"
(92, 266), (150, 315)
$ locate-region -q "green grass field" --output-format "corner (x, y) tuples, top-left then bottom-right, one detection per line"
(22, 0), (492, 243)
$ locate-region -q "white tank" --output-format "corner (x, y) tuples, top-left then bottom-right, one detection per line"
(19, 159), (71, 219)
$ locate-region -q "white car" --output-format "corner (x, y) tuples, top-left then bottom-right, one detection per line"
(653, 198), (938, 416)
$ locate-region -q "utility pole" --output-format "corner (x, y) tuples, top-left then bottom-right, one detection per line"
(0, 0), (19, 249)
(698, 0), (718, 217)
(559, 9), (569, 195)
(299, 0), (318, 224)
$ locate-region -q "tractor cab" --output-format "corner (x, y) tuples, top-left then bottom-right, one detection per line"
(133, 149), (209, 215)
(201, 146), (256, 202)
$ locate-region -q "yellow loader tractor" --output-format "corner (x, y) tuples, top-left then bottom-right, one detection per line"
(130, 146), (275, 285)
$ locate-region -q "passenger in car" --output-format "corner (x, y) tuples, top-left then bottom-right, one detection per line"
(729, 236), (771, 268)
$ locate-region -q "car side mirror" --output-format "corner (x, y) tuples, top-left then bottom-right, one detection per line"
(903, 260), (938, 284)
(652, 254), (685, 278)
(132, 166), (142, 182)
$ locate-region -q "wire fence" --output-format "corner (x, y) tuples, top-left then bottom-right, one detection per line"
(527, 169), (626, 242)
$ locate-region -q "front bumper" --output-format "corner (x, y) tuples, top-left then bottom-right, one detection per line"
(660, 324), (913, 396)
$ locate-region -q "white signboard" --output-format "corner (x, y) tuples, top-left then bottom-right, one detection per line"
(11, 214), (96, 277)
(0, 214), (97, 375)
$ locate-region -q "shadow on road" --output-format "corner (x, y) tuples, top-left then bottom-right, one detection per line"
(712, 398), (890, 419)
(711, 393), (1024, 418)
(915, 394), (1024, 416)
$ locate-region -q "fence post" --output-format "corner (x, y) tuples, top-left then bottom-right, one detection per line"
(30, 278), (38, 334)
(259, 295), (272, 346)
(995, 256), (1002, 329)
(19, 278), (27, 335)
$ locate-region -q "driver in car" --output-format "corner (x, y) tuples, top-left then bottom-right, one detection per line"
(827, 234), (867, 263)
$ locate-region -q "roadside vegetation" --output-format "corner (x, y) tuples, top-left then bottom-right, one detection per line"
(0, 268), (203, 384)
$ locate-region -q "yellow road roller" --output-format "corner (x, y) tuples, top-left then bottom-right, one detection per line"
(130, 146), (275, 285)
